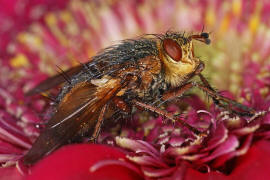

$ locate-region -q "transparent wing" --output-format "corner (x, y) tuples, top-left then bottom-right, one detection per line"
(25, 65), (83, 96)
(24, 78), (124, 164)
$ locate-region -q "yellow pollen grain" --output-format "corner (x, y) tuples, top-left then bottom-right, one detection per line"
(60, 11), (72, 22)
(45, 12), (69, 46)
(249, 3), (262, 34)
(257, 68), (270, 79)
(10, 54), (30, 68)
(17, 33), (43, 48)
(251, 52), (260, 62)
(246, 93), (251, 101)
(249, 14), (260, 34)
(219, 14), (231, 34)
(41, 92), (49, 98)
(205, 7), (215, 27)
(17, 33), (28, 43)
(82, 2), (101, 32)
(45, 13), (57, 26)
(232, 0), (242, 17)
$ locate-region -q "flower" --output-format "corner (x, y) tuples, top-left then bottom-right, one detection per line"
(26, 144), (143, 180)
(0, 0), (68, 55)
(1, 0), (270, 180)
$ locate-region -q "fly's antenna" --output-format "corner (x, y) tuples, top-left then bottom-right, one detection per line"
(189, 27), (211, 45)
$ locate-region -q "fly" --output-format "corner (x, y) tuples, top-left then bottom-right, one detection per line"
(23, 31), (255, 165)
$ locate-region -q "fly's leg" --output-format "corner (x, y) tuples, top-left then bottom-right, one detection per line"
(132, 100), (207, 137)
(89, 104), (108, 143)
(162, 82), (194, 101)
(197, 74), (255, 117)
(112, 97), (131, 113)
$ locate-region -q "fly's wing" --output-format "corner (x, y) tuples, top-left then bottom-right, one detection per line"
(23, 78), (124, 165)
(25, 65), (83, 96)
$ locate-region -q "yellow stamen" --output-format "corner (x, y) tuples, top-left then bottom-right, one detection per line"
(10, 54), (30, 68)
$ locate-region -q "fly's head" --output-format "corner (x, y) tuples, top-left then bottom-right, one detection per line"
(159, 31), (211, 87)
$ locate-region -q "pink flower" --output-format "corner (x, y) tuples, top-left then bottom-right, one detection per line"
(0, 0), (68, 55)
(1, 0), (270, 179)
(26, 144), (142, 180)
(185, 140), (270, 180)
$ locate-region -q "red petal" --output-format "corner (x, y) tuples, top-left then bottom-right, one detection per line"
(229, 140), (270, 179)
(185, 168), (226, 180)
(0, 167), (24, 180)
(185, 140), (270, 180)
(26, 144), (142, 180)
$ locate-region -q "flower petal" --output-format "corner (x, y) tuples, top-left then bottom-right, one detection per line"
(198, 135), (239, 163)
(27, 144), (142, 180)
(229, 140), (270, 179)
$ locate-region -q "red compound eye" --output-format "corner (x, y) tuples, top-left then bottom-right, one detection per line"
(163, 39), (182, 62)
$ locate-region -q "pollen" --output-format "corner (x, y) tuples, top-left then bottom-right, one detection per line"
(45, 12), (69, 46)
(249, 14), (260, 34)
(10, 54), (30, 68)
(60, 11), (72, 22)
(45, 13), (57, 26)
(17, 33), (43, 47)
(205, 7), (215, 27)
(219, 14), (231, 34)
(232, 0), (242, 17)
(249, 3), (262, 34)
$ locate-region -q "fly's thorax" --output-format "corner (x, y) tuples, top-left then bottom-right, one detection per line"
(125, 72), (168, 103)
(158, 34), (201, 87)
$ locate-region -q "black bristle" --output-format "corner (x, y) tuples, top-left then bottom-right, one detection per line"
(56, 65), (72, 84)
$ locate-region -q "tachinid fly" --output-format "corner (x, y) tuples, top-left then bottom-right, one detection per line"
(23, 31), (255, 165)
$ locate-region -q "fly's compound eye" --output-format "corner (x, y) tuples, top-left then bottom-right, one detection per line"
(163, 39), (182, 62)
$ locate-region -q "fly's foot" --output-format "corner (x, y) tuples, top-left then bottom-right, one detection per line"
(213, 96), (256, 118)
(247, 110), (267, 123)
(88, 137), (98, 143)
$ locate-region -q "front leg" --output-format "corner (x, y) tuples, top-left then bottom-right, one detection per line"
(132, 100), (206, 136)
(161, 74), (255, 118)
(197, 74), (255, 117)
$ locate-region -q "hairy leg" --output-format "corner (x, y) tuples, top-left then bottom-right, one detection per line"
(89, 104), (108, 143)
(197, 74), (255, 117)
(132, 100), (206, 136)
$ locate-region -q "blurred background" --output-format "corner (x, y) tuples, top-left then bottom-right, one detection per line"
(1, 0), (270, 97)
(1, 1), (270, 177)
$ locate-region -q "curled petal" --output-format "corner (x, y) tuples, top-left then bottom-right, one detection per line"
(203, 124), (228, 152)
(180, 152), (209, 161)
(232, 124), (260, 136)
(212, 134), (253, 168)
(157, 136), (170, 145)
(164, 145), (200, 157)
(127, 155), (168, 168)
(116, 137), (159, 155)
(137, 140), (159, 155)
(0, 139), (23, 154)
(0, 125), (31, 149)
(168, 137), (185, 147)
(90, 159), (143, 177)
(142, 166), (177, 178)
(0, 154), (22, 163)
(16, 159), (29, 175)
(198, 135), (239, 163)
